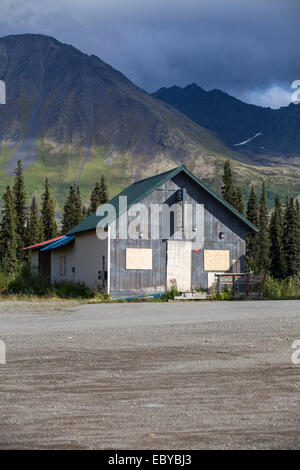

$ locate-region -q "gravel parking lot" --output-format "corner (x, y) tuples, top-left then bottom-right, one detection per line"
(0, 299), (299, 449)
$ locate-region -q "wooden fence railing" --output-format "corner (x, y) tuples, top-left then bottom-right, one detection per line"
(214, 273), (266, 296)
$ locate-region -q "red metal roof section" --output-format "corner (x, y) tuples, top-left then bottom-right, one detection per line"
(21, 236), (64, 251)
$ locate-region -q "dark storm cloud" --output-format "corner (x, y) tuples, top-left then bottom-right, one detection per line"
(0, 0), (299, 107)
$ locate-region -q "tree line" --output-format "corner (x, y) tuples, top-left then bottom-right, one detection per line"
(222, 160), (300, 278)
(0, 160), (108, 275)
(0, 159), (299, 279)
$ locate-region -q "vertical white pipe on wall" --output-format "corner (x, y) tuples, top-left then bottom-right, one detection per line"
(107, 225), (111, 294)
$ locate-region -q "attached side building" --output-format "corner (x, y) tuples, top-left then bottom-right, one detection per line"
(24, 166), (258, 297)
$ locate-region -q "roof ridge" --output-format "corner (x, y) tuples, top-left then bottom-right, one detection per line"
(130, 166), (182, 186)
(67, 165), (258, 236)
(67, 166), (183, 235)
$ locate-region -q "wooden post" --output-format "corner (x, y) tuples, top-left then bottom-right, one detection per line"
(217, 274), (220, 293)
(233, 274), (236, 296)
(246, 273), (250, 296)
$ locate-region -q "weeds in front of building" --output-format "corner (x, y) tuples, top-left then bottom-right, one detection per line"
(263, 275), (300, 300)
(0, 160), (299, 301)
(1, 264), (299, 301)
(0, 264), (94, 300)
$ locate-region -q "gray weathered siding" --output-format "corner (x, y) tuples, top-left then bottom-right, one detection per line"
(109, 173), (247, 297)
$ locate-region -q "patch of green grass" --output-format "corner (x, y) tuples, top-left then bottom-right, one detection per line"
(20, 142), (133, 213)
(0, 143), (14, 195)
(22, 139), (84, 213)
(161, 281), (180, 300)
(263, 275), (300, 300)
(193, 286), (206, 292)
(54, 281), (94, 299)
(0, 265), (95, 300)
(0, 270), (10, 295)
(1, 136), (299, 213)
(208, 285), (233, 300)
(78, 145), (132, 202)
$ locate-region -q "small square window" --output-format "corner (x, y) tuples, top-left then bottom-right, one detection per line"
(60, 256), (66, 275)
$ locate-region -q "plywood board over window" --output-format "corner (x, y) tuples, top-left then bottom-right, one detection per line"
(126, 248), (152, 270)
(204, 250), (230, 271)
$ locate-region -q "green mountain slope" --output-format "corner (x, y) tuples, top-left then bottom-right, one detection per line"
(0, 34), (299, 212)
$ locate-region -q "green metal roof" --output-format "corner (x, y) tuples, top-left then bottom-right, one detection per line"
(67, 166), (258, 235)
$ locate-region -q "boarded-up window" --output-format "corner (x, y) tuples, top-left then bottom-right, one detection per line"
(126, 248), (152, 270)
(204, 250), (230, 271)
(60, 256), (66, 275)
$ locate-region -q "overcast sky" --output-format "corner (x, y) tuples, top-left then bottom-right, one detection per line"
(0, 0), (299, 108)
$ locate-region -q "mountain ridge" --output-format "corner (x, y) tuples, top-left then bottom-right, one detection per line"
(153, 83), (300, 157)
(0, 34), (299, 211)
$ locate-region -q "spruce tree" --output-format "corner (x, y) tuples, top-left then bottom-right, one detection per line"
(74, 186), (83, 225)
(62, 186), (75, 234)
(234, 187), (244, 214)
(99, 175), (108, 205)
(296, 198), (300, 222)
(41, 178), (57, 240)
(0, 186), (18, 275)
(283, 197), (299, 277)
(61, 186), (83, 234)
(27, 196), (43, 246)
(296, 199), (300, 274)
(89, 176), (109, 214)
(257, 181), (270, 273)
(269, 195), (286, 278)
(222, 160), (235, 206)
(246, 185), (259, 272)
(13, 160), (27, 253)
(89, 182), (101, 215)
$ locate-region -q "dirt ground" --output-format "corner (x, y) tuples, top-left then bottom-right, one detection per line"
(0, 299), (299, 450)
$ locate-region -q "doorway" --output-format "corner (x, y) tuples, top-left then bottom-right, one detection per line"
(38, 250), (51, 281)
(166, 240), (192, 292)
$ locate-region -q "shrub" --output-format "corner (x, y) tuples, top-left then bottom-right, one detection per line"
(5, 264), (53, 297)
(263, 275), (300, 299)
(208, 286), (221, 300)
(220, 286), (233, 300)
(193, 286), (206, 292)
(162, 280), (180, 300)
(283, 275), (300, 298)
(263, 276), (282, 298)
(98, 291), (112, 302)
(0, 264), (95, 299)
(208, 285), (233, 300)
(0, 271), (10, 295)
(54, 281), (94, 299)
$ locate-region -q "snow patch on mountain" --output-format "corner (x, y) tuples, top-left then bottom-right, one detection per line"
(233, 132), (263, 146)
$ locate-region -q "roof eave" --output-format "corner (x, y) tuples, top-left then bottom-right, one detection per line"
(67, 165), (259, 235)
(181, 167), (259, 233)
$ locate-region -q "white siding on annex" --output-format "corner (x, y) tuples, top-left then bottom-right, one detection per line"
(51, 231), (108, 289)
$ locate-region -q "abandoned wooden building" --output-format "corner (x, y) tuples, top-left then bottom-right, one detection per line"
(23, 166), (258, 298)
